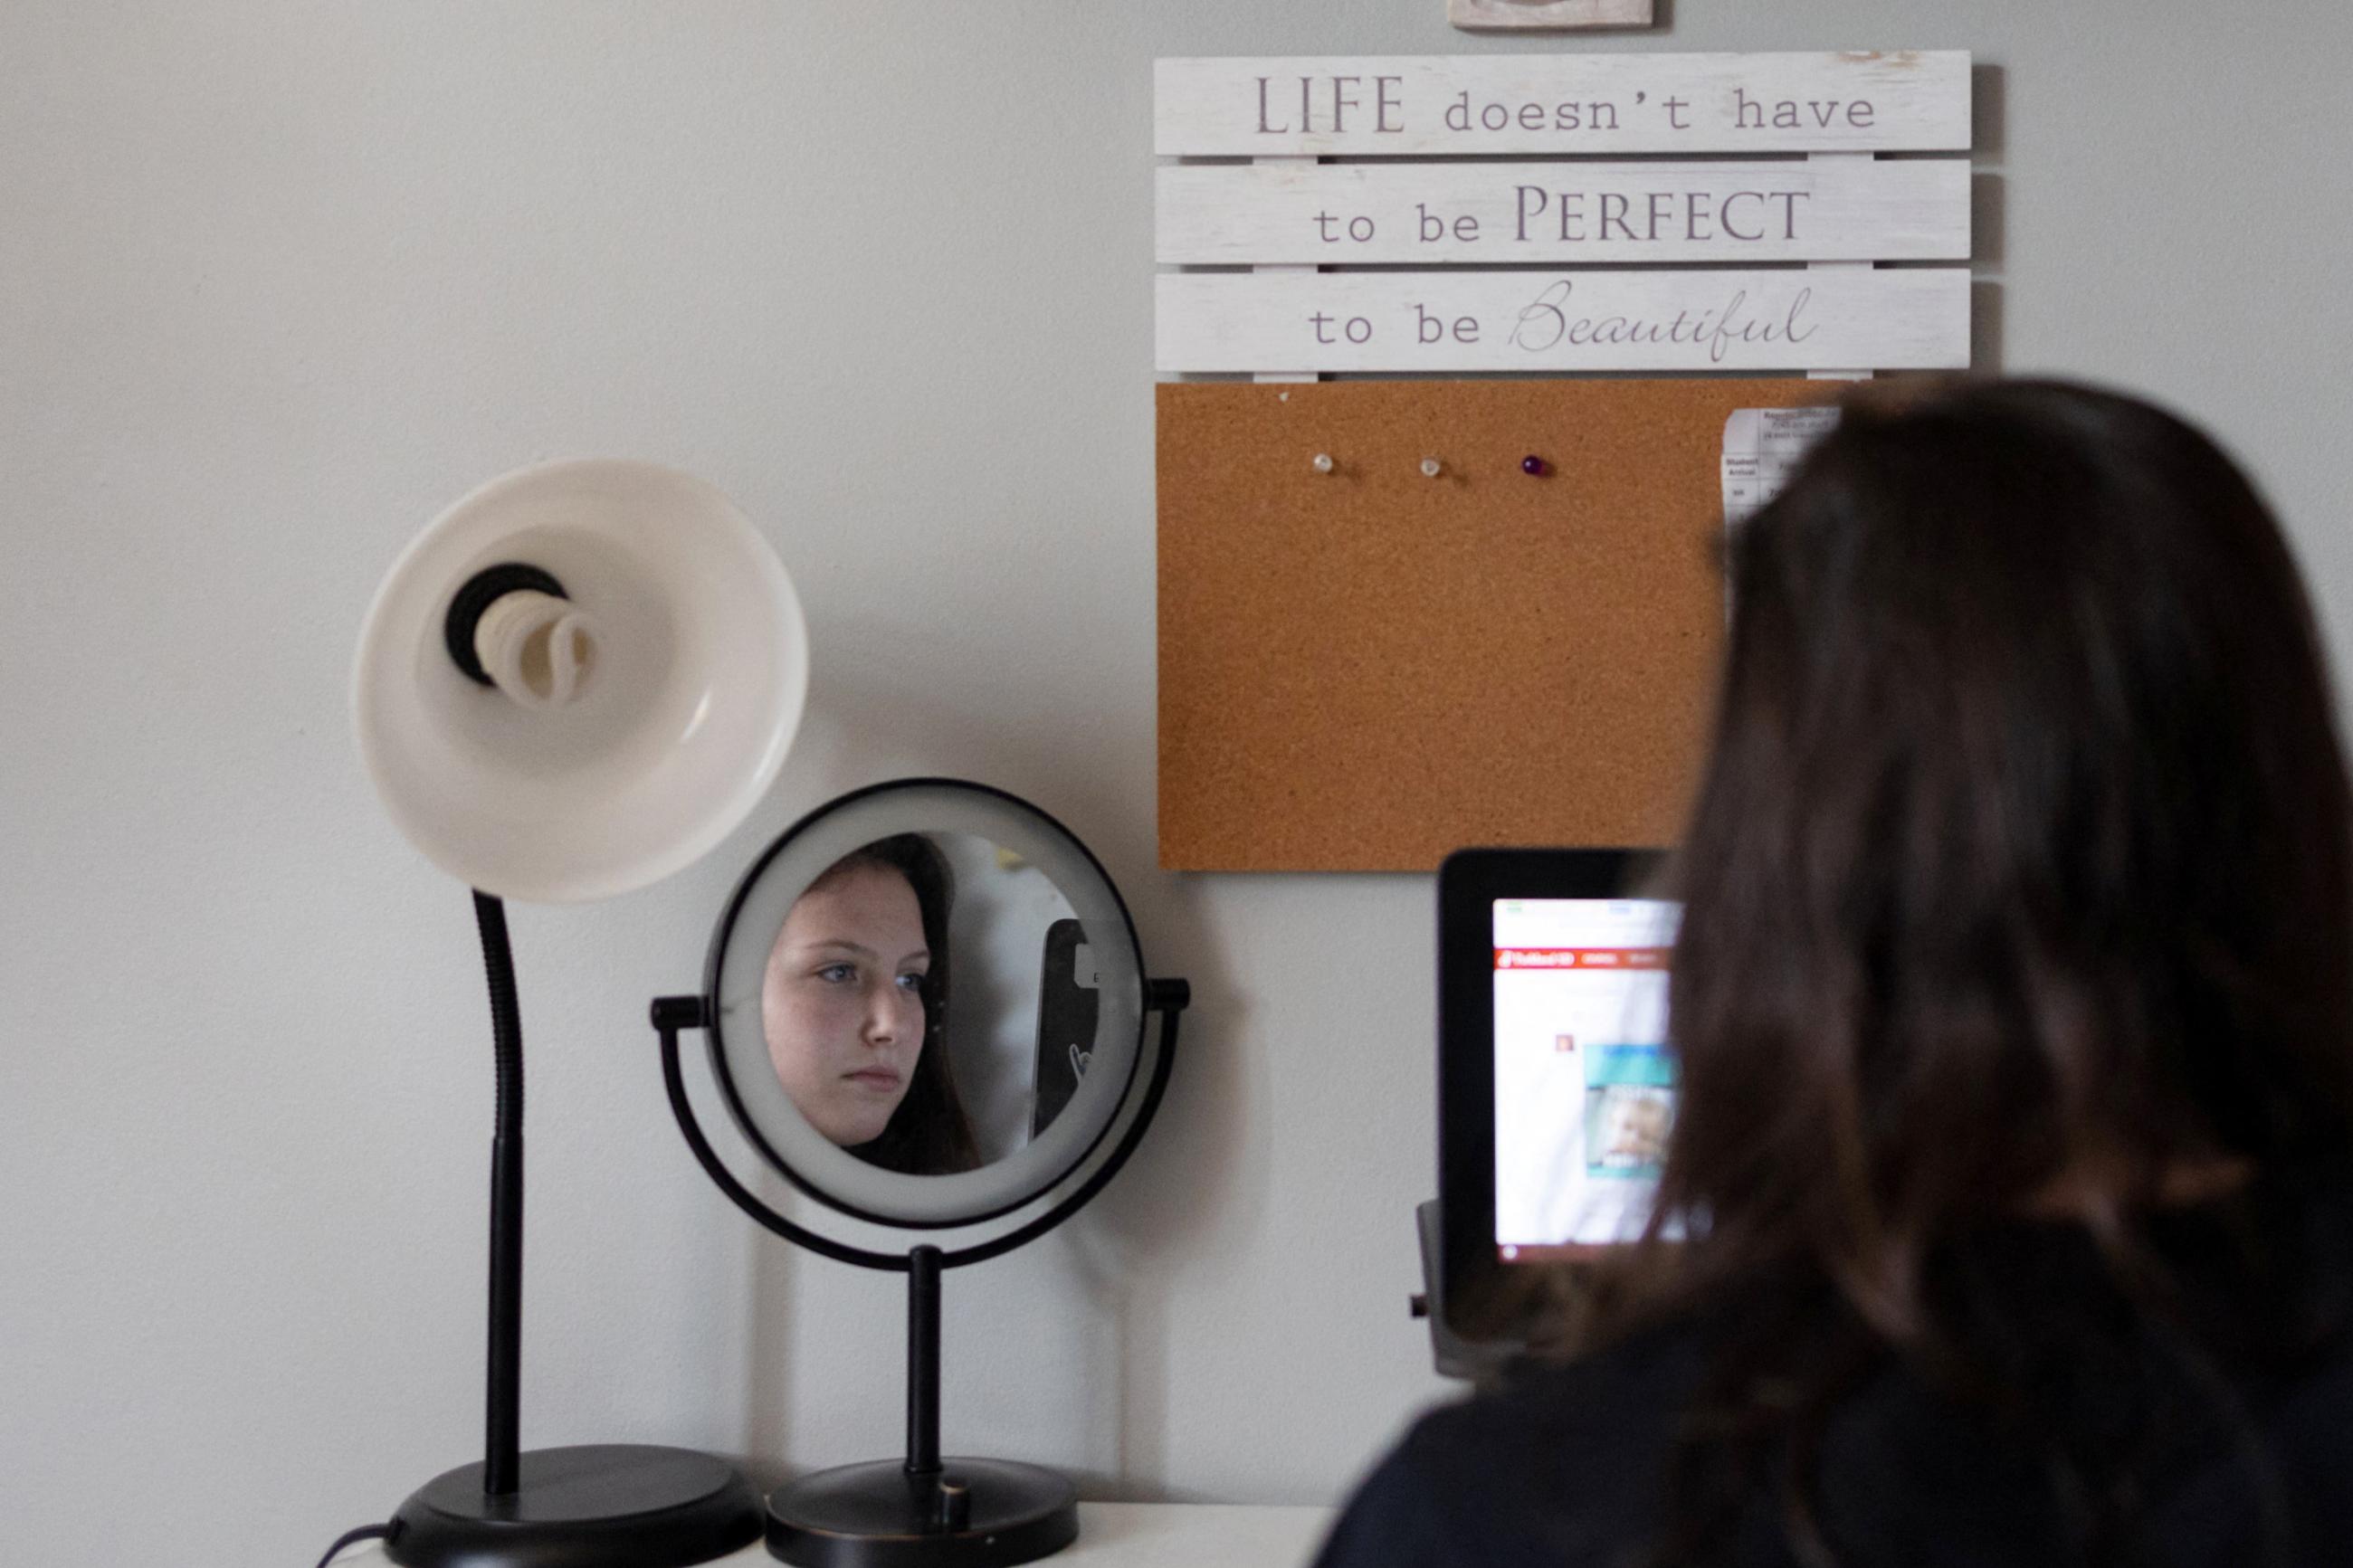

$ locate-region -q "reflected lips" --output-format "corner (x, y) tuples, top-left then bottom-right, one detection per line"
(845, 1069), (901, 1089)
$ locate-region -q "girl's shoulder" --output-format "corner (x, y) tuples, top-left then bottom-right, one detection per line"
(1312, 1321), (1710, 1568)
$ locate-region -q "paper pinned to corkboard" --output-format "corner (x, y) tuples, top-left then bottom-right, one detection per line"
(1157, 377), (1829, 871)
(1722, 405), (1843, 527)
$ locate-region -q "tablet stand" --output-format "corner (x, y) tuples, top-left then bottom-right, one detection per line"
(1410, 1201), (1519, 1383)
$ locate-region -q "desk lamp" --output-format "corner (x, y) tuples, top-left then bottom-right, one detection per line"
(350, 459), (807, 1567)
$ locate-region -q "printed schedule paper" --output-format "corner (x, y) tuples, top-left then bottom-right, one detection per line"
(1721, 405), (1842, 527)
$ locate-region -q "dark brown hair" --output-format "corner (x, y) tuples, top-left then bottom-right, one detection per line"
(815, 833), (982, 1176)
(1618, 380), (2353, 1562)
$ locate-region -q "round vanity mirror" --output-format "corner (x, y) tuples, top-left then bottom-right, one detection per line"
(652, 779), (1188, 1568)
(705, 779), (1148, 1229)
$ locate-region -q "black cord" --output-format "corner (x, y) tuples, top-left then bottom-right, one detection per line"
(314, 1522), (393, 1566)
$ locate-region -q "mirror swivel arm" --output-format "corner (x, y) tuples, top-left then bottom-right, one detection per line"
(653, 995), (906, 1272)
(653, 982), (1189, 1550)
(649, 980), (1190, 1272)
(948, 980), (1189, 1269)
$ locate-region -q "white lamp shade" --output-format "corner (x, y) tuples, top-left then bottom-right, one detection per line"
(353, 459), (808, 903)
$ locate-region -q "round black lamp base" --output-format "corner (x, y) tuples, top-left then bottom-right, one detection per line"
(767, 1459), (1078, 1568)
(386, 1443), (763, 1568)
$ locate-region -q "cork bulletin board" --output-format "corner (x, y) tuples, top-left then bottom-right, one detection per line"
(1157, 377), (1828, 871)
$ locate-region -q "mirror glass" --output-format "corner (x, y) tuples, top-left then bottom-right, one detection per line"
(758, 831), (1095, 1174)
(709, 781), (1146, 1228)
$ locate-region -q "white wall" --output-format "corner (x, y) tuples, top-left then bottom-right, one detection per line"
(5, 2), (2350, 1563)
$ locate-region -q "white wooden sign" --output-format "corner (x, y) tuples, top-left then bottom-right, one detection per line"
(1153, 51), (1973, 377)
(1157, 159), (1968, 266)
(1156, 52), (1969, 157)
(1157, 270), (1968, 375)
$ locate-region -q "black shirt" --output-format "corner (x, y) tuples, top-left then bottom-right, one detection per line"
(1315, 1199), (2353, 1568)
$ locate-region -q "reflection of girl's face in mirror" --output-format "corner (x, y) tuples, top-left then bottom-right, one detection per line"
(762, 864), (929, 1147)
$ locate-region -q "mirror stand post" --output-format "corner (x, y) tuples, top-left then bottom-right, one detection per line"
(904, 1245), (945, 1492)
(767, 1240), (1075, 1565)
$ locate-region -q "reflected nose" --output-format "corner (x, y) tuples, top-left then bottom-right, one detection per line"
(862, 984), (916, 1049)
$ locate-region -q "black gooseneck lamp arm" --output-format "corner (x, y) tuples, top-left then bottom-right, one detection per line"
(445, 567), (570, 1504)
(473, 890), (526, 1499)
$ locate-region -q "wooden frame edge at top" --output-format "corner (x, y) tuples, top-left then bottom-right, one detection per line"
(1448, 0), (1656, 31)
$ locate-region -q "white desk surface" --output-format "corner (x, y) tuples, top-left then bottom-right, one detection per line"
(330, 1501), (1338, 1568)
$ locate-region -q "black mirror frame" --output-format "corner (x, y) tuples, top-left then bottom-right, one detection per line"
(651, 777), (1189, 1273)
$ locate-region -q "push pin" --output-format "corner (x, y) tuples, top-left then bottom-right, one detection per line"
(1312, 453), (1335, 474)
(1420, 457), (1443, 479)
(1521, 455), (1549, 477)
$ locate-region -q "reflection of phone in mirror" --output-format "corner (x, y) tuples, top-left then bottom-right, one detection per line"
(1031, 919), (1100, 1138)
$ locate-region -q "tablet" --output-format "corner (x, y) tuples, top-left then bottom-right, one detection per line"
(1436, 847), (1676, 1344)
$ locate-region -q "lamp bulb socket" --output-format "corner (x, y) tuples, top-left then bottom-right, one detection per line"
(443, 562), (601, 709)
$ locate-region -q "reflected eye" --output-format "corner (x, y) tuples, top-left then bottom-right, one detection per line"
(815, 963), (857, 984)
(895, 972), (927, 993)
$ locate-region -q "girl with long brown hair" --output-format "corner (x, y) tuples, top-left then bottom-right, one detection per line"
(1319, 380), (2353, 1567)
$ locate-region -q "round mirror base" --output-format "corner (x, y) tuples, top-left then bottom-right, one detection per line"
(386, 1444), (763, 1568)
(767, 1459), (1079, 1568)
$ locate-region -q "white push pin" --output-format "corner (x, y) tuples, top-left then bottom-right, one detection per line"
(1312, 453), (1335, 475)
(1421, 457), (1443, 479)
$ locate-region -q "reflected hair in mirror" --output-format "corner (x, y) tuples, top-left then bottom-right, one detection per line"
(765, 834), (982, 1175)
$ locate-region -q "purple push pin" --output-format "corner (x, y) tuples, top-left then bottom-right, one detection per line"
(1520, 455), (1548, 476)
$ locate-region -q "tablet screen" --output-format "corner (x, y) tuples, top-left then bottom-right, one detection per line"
(1492, 897), (1681, 1260)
